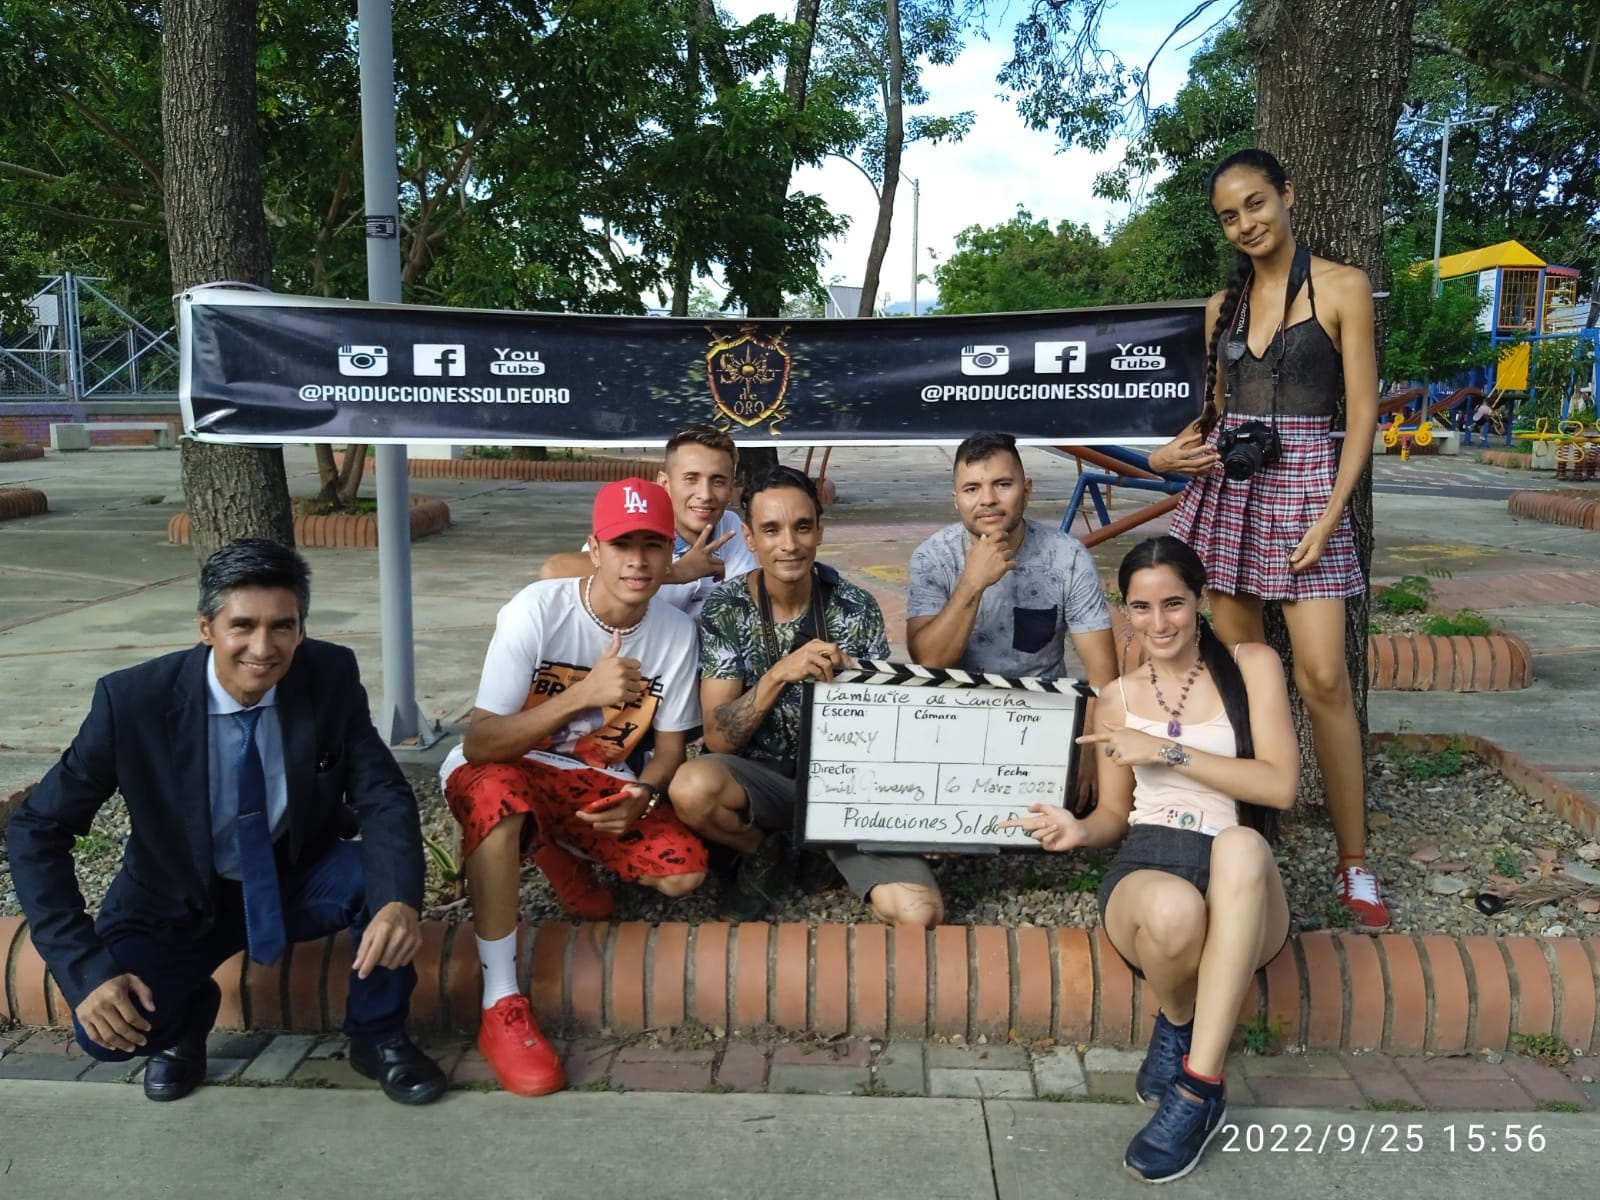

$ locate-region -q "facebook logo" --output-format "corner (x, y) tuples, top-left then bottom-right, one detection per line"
(413, 343), (466, 376)
(1034, 341), (1087, 374)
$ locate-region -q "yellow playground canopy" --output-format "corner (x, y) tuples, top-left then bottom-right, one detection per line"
(1434, 239), (1546, 280)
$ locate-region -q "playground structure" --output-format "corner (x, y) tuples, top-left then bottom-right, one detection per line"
(1049, 445), (1186, 546)
(1378, 242), (1596, 456)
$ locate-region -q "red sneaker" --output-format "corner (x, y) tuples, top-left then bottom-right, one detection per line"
(477, 995), (566, 1096)
(1335, 864), (1391, 930)
(532, 842), (615, 920)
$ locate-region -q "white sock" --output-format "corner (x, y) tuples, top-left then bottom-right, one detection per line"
(477, 931), (520, 1009)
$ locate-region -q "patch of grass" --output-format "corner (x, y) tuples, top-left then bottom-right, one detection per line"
(1368, 619), (1382, 634)
(855, 1080), (914, 1098)
(1236, 1017), (1286, 1056)
(1421, 609), (1494, 638)
(1060, 851), (1108, 894)
(946, 865), (1002, 903)
(704, 1081), (737, 1094)
(1539, 1100), (1583, 1113)
(1382, 735), (1467, 781)
(1322, 896), (1357, 930)
(1016, 864), (1055, 890)
(1373, 575), (1435, 615)
(1365, 1097), (1423, 1112)
(1040, 1091), (1130, 1104)
(1492, 848), (1521, 877)
(1510, 1032), (1571, 1066)
(71, 831), (117, 859)
(575, 1076), (627, 1092)
(422, 832), (461, 883)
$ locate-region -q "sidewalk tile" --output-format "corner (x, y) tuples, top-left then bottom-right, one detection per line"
(926, 1042), (1027, 1071)
(1032, 1048), (1088, 1098)
(872, 1043), (925, 1096)
(1340, 1054), (1425, 1108)
(714, 1042), (769, 1093)
(410, 1035), (466, 1081)
(289, 1057), (381, 1089)
(928, 1067), (1035, 1099)
(240, 1034), (317, 1084)
(77, 1060), (143, 1084)
(769, 1062), (871, 1095)
(1398, 1056), (1514, 1083)
(10, 1030), (84, 1058)
(1500, 1055), (1590, 1107)
(610, 1058), (714, 1093)
(0, 1055), (91, 1081)
(772, 1040), (871, 1068)
(1082, 1047), (1145, 1075)
(206, 1031), (271, 1060)
(204, 1058), (250, 1084)
(1247, 1077), (1365, 1108)
(563, 1039), (618, 1089)
(305, 1035), (348, 1061)
(449, 1048), (500, 1087)
(1238, 1053), (1351, 1080)
(613, 1045), (714, 1067)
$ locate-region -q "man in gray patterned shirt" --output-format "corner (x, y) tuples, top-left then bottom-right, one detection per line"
(908, 431), (1118, 692)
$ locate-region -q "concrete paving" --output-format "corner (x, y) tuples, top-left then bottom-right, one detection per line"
(0, 1081), (1594, 1198)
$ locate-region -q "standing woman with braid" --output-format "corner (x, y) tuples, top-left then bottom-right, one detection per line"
(1145, 148), (1388, 929)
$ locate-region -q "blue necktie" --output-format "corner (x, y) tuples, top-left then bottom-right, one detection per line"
(233, 708), (286, 965)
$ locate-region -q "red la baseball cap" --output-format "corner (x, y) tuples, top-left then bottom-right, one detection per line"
(592, 477), (676, 542)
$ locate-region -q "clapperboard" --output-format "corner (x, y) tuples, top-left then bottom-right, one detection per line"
(796, 662), (1097, 853)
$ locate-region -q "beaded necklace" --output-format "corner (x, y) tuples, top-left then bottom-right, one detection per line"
(1148, 655), (1206, 738)
(582, 574), (645, 638)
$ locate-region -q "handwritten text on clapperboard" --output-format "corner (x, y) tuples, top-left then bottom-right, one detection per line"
(799, 680), (1085, 848)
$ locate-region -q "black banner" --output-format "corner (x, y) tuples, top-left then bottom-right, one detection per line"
(179, 290), (1204, 446)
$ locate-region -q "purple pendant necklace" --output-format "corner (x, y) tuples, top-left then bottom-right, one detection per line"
(1149, 657), (1205, 738)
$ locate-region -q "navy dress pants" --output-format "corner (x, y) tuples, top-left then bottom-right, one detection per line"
(74, 839), (414, 1061)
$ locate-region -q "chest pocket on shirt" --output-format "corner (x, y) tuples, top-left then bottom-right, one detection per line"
(1012, 605), (1058, 654)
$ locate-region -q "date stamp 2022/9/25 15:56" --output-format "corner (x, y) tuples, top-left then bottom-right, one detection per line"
(1220, 1121), (1550, 1155)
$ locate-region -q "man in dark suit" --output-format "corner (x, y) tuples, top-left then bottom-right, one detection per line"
(8, 539), (447, 1105)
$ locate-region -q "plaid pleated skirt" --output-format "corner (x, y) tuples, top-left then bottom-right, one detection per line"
(1168, 413), (1365, 601)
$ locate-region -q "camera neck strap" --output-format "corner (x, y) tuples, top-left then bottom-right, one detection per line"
(1224, 244), (1313, 424)
(752, 565), (833, 669)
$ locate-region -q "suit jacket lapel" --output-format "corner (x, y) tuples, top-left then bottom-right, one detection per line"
(168, 645), (214, 883)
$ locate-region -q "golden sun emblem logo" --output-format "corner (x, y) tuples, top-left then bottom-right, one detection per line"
(705, 324), (791, 433)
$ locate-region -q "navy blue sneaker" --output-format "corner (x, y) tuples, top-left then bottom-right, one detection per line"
(1135, 1012), (1193, 1106)
(1124, 1070), (1227, 1184)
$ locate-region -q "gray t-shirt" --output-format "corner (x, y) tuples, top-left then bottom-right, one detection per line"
(907, 518), (1111, 680)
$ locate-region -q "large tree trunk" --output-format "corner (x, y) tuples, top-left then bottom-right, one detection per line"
(164, 0), (294, 558)
(856, 0), (903, 317)
(1248, 0), (1417, 798)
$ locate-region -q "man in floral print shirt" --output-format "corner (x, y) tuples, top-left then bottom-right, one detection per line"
(669, 465), (944, 926)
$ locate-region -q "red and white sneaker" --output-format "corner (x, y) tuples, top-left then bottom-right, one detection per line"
(1335, 864), (1391, 930)
(532, 842), (615, 920)
(478, 995), (566, 1096)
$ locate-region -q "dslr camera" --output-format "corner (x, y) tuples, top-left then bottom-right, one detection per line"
(1216, 420), (1281, 481)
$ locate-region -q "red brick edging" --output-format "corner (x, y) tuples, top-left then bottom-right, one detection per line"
(0, 444), (45, 463)
(0, 487), (48, 520)
(1509, 490), (1600, 530)
(3, 915), (1597, 1054)
(167, 499), (452, 548)
(335, 451), (665, 482)
(1111, 611), (1532, 691)
(1367, 632), (1534, 691)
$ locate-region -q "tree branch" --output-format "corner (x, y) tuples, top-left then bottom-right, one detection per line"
(1411, 34), (1600, 122)
(50, 85), (165, 189)
(0, 196), (163, 231)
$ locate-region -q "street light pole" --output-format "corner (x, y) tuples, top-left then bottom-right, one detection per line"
(905, 172), (920, 317)
(1405, 107), (1495, 294)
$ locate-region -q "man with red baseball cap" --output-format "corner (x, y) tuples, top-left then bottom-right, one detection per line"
(440, 478), (708, 1095)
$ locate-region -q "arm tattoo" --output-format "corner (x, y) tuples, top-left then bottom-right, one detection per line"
(713, 687), (765, 751)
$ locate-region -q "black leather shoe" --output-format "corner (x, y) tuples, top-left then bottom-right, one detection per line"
(143, 980), (220, 1102)
(349, 1033), (448, 1105)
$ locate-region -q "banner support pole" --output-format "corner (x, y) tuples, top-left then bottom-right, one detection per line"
(358, 0), (433, 747)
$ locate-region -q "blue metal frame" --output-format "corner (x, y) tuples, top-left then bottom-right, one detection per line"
(1056, 445), (1188, 535)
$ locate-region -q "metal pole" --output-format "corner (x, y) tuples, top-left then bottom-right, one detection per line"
(358, 0), (429, 745)
(910, 176), (919, 318)
(1431, 118), (1450, 295)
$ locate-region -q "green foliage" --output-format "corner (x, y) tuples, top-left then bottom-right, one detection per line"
(1421, 609), (1493, 637)
(1527, 335), (1599, 420)
(1060, 851), (1107, 894)
(933, 207), (1112, 313)
(71, 831), (116, 859)
(1236, 1017), (1286, 1056)
(1383, 259), (1497, 385)
(1491, 848), (1521, 877)
(421, 833), (461, 884)
(1509, 1032), (1571, 1066)
(1321, 896), (1357, 930)
(1382, 735), (1468, 781)
(1373, 575), (1435, 614)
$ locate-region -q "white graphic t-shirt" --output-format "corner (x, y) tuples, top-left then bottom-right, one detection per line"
(439, 578), (701, 786)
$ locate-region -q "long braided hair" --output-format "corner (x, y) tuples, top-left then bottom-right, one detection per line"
(1197, 149), (1293, 438)
(1117, 535), (1282, 843)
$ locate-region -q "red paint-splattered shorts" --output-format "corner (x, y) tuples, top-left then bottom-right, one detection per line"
(444, 758), (708, 881)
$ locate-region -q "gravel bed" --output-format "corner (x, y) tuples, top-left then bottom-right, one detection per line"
(8, 748), (1595, 941)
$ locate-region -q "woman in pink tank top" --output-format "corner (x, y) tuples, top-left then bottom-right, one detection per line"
(1002, 536), (1298, 1184)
